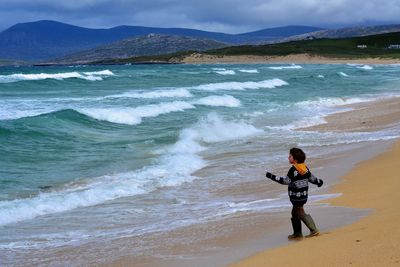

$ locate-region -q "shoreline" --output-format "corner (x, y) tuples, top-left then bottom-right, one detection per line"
(29, 53), (400, 66)
(179, 53), (400, 65)
(230, 99), (400, 266)
(231, 139), (400, 267)
(107, 93), (400, 266)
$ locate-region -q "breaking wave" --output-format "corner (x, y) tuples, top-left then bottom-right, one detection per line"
(0, 113), (261, 226)
(0, 70), (115, 83)
(192, 78), (288, 91)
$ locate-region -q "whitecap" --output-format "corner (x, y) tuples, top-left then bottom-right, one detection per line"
(338, 72), (349, 77)
(193, 78), (288, 91)
(269, 64), (302, 70)
(82, 70), (115, 76)
(77, 101), (195, 125)
(106, 88), (193, 99)
(356, 65), (373, 70)
(192, 95), (241, 107)
(346, 64), (373, 70)
(215, 70), (236, 75)
(192, 112), (262, 143)
(238, 69), (259, 73)
(0, 70), (114, 83)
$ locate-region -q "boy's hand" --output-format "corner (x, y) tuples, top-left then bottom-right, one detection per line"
(317, 180), (324, 187)
(266, 172), (273, 179)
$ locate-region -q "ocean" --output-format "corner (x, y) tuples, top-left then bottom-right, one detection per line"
(1, 63), (400, 265)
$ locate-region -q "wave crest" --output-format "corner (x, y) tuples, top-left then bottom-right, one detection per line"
(0, 70), (114, 83)
(193, 78), (288, 91)
(77, 101), (195, 125)
(193, 95), (241, 107)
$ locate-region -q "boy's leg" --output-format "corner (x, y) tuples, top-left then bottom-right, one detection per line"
(298, 207), (320, 237)
(288, 206), (303, 239)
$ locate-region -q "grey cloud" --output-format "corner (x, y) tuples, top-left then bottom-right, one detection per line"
(1, 0), (400, 33)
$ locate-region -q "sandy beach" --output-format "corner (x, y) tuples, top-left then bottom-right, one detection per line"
(178, 53), (400, 65)
(105, 92), (400, 267)
(231, 98), (400, 266)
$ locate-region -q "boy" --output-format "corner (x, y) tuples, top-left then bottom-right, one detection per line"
(266, 148), (323, 239)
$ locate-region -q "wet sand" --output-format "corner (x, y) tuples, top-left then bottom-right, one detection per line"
(179, 53), (400, 65)
(300, 96), (400, 132)
(231, 99), (400, 266)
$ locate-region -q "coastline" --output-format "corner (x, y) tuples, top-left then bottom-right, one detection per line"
(178, 53), (400, 65)
(230, 99), (400, 266)
(31, 53), (400, 66)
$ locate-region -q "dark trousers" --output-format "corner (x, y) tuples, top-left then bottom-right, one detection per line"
(291, 202), (306, 219)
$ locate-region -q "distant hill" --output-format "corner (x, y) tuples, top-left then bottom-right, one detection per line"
(48, 34), (228, 64)
(235, 25), (324, 43)
(282, 24), (400, 42)
(0, 20), (323, 61)
(94, 31), (400, 64)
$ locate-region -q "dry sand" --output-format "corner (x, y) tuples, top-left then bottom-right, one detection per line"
(231, 98), (400, 266)
(179, 53), (400, 65)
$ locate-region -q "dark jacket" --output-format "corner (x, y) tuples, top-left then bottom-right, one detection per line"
(266, 166), (323, 204)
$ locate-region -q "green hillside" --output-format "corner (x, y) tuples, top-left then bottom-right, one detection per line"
(205, 31), (400, 58)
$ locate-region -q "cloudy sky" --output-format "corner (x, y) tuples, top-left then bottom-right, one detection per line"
(1, 0), (400, 33)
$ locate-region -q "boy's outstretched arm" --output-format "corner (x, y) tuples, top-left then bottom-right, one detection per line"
(308, 173), (324, 187)
(266, 171), (291, 185)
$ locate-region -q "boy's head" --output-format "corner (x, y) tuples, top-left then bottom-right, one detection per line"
(289, 147), (306, 164)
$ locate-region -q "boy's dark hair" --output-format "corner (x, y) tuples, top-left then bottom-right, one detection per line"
(290, 148), (306, 163)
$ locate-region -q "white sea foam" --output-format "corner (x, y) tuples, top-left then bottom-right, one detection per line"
(269, 64), (302, 70)
(215, 70), (236, 75)
(297, 129), (400, 147)
(215, 193), (342, 217)
(269, 96), (386, 131)
(82, 70), (115, 76)
(347, 63), (373, 70)
(295, 97), (373, 109)
(338, 72), (349, 77)
(0, 113), (261, 226)
(317, 75), (325, 78)
(0, 93), (241, 121)
(78, 101), (195, 125)
(106, 88), (193, 99)
(267, 116), (328, 131)
(192, 95), (241, 107)
(295, 96), (374, 110)
(193, 78), (288, 91)
(357, 65), (373, 70)
(192, 112), (262, 143)
(0, 144), (206, 226)
(238, 69), (259, 73)
(0, 70), (114, 83)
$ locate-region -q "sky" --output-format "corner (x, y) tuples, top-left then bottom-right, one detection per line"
(1, 0), (400, 33)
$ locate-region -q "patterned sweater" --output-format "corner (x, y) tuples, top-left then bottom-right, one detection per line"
(266, 165), (323, 203)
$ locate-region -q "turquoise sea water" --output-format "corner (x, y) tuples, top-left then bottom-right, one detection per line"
(1, 63), (400, 265)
